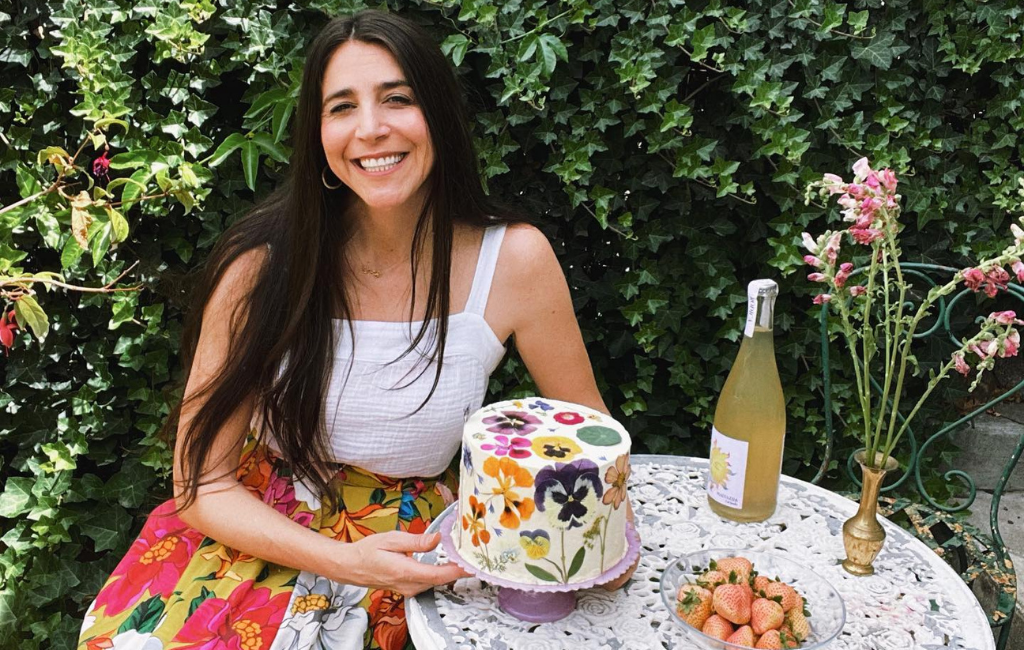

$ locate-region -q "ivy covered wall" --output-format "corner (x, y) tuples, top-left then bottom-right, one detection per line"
(1, 0), (1022, 646)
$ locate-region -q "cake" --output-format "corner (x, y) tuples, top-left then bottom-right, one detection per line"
(453, 397), (632, 585)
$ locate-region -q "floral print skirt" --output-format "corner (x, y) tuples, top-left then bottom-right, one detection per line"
(77, 433), (456, 650)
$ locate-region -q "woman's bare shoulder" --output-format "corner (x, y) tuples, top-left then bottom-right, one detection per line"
(496, 223), (556, 280)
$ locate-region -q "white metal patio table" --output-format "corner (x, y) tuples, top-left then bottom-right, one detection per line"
(409, 454), (995, 649)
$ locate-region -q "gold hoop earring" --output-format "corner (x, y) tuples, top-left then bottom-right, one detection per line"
(321, 167), (343, 190)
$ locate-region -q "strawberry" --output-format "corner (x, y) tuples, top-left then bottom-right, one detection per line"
(750, 597), (785, 635)
(702, 614), (734, 641)
(713, 583), (752, 625)
(725, 624), (756, 647)
(764, 581), (800, 612)
(676, 584), (713, 629)
(753, 575), (771, 593)
(740, 581), (755, 604)
(697, 569), (728, 589)
(754, 629), (782, 649)
(784, 608), (811, 642)
(717, 556), (753, 584)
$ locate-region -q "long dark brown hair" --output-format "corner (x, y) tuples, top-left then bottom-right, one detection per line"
(169, 10), (520, 511)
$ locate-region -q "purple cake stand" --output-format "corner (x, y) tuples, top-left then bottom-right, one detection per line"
(439, 511), (642, 623)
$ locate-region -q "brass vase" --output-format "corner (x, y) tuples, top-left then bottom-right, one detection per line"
(841, 449), (898, 576)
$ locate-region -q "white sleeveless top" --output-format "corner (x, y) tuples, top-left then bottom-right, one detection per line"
(317, 224), (508, 477)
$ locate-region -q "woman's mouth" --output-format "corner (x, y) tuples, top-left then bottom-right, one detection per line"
(356, 153), (407, 173)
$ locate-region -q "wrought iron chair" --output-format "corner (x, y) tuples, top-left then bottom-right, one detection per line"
(813, 263), (1023, 649)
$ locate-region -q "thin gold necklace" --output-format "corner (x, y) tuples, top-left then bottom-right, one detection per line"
(355, 256), (407, 279)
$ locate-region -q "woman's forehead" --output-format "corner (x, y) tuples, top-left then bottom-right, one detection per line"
(321, 40), (406, 96)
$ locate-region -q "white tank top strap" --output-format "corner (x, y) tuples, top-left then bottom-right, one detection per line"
(464, 224), (507, 316)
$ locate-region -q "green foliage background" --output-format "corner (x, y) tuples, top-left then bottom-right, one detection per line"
(1, 0), (1022, 646)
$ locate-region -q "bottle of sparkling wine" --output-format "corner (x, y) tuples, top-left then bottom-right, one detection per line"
(707, 279), (786, 522)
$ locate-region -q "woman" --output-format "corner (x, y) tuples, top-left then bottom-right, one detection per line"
(78, 10), (632, 650)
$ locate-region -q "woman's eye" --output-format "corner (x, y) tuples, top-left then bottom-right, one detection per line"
(329, 103), (354, 114)
(386, 95), (413, 105)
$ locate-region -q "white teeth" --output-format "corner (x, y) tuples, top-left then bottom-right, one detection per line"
(359, 153), (406, 171)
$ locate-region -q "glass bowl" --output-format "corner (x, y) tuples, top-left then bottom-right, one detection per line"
(660, 549), (846, 649)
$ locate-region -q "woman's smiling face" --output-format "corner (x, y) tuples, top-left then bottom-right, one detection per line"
(320, 40), (434, 212)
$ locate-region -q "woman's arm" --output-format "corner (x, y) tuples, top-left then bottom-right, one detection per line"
(488, 224), (608, 414)
(173, 249), (467, 597)
(488, 224), (637, 590)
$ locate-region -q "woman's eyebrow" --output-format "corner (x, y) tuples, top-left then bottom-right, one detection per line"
(322, 80), (411, 106)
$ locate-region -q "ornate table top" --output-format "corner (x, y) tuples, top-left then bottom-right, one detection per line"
(409, 454), (995, 650)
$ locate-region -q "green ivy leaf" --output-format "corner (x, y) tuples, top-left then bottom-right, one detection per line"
(0, 477), (35, 517)
(441, 34), (471, 67)
(851, 32), (907, 71)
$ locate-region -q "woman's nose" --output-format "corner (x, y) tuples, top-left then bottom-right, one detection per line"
(355, 106), (389, 141)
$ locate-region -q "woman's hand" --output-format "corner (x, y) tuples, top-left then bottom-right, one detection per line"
(344, 530), (471, 598)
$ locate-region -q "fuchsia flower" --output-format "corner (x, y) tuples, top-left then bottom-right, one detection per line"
(953, 352), (970, 376)
(92, 150), (111, 182)
(0, 311), (16, 356)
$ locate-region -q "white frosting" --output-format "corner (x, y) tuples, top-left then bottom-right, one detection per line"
(452, 398), (632, 585)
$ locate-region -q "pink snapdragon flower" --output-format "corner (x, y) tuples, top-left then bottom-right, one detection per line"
(849, 285), (867, 297)
(983, 266), (1010, 298)
(807, 272), (827, 282)
(822, 173), (845, 193)
(801, 232), (819, 254)
(850, 228), (883, 244)
(962, 267), (985, 291)
(834, 263), (854, 289)
(1003, 330), (1021, 357)
(953, 352), (970, 376)
(852, 157), (873, 181)
(804, 255), (824, 268)
(1012, 259), (1024, 282)
(990, 311), (1023, 326)
(813, 293), (832, 305)
(879, 169), (898, 192)
(824, 231), (842, 264)
(1012, 223), (1024, 246)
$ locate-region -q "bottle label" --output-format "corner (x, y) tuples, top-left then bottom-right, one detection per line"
(707, 426), (749, 509)
(744, 294), (757, 338)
